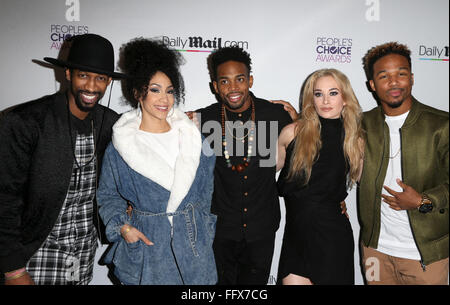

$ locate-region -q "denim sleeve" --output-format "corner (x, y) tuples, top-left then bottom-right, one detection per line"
(201, 151), (216, 213)
(97, 145), (129, 243)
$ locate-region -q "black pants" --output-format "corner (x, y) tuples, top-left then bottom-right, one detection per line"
(213, 235), (275, 285)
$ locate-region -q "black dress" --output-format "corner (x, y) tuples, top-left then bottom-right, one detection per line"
(277, 117), (354, 285)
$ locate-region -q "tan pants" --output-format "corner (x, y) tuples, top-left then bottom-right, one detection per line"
(362, 245), (449, 285)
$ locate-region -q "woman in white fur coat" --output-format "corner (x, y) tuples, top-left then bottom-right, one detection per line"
(97, 38), (217, 285)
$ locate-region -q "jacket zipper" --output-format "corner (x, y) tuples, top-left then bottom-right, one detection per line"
(399, 128), (426, 271)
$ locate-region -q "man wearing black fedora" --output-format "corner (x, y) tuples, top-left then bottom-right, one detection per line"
(0, 33), (125, 285)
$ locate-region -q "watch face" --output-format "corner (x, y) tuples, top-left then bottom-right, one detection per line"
(419, 203), (433, 213)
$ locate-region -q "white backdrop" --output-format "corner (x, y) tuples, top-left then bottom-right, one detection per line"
(1, 0), (448, 285)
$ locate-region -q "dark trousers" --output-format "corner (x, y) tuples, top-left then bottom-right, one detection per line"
(213, 235), (275, 285)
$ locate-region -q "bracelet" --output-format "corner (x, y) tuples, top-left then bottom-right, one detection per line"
(5, 267), (27, 280)
(122, 225), (131, 235)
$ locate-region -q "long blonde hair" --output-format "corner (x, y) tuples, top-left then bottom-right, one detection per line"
(288, 69), (364, 188)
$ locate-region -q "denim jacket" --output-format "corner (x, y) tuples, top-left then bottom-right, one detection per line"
(97, 108), (217, 284)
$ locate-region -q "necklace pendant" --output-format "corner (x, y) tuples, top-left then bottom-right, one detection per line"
(235, 164), (245, 172)
(221, 100), (255, 173)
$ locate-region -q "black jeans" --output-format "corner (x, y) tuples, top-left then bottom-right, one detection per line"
(213, 235), (275, 285)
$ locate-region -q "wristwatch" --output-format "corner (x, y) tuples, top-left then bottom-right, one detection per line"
(418, 194), (433, 213)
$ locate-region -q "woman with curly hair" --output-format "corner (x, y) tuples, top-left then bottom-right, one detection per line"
(276, 68), (364, 285)
(96, 38), (217, 285)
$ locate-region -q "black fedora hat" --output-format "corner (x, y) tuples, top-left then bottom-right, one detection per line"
(44, 33), (127, 79)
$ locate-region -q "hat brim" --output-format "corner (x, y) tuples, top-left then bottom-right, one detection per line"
(44, 57), (128, 79)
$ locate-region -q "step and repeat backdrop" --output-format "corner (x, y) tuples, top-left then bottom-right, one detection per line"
(1, 0), (448, 285)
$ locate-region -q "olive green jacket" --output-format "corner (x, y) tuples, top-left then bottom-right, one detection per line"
(359, 97), (449, 266)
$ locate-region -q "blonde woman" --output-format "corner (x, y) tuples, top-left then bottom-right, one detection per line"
(276, 69), (364, 285)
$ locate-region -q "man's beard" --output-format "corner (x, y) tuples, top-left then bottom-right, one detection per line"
(386, 99), (404, 109)
(73, 90), (103, 112)
(384, 88), (407, 109)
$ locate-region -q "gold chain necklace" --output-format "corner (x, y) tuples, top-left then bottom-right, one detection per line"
(388, 139), (401, 159)
(223, 107), (253, 140)
(389, 147), (401, 159)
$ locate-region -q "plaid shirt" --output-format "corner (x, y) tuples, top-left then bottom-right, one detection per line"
(26, 132), (98, 285)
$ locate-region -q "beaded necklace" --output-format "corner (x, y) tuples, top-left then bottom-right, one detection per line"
(221, 100), (255, 172)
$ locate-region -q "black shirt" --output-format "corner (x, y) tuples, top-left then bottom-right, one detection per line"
(277, 116), (348, 205)
(197, 93), (292, 242)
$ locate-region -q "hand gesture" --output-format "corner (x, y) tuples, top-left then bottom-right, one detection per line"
(270, 100), (298, 120)
(382, 179), (422, 211)
(185, 111), (200, 129)
(185, 111), (195, 120)
(121, 224), (154, 246)
(340, 201), (349, 219)
(4, 270), (35, 285)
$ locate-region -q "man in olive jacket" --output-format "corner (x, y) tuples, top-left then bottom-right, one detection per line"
(359, 42), (448, 285)
(0, 34), (125, 285)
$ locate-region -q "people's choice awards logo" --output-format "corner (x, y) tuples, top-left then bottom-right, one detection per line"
(49, 0), (89, 50)
(315, 37), (353, 64)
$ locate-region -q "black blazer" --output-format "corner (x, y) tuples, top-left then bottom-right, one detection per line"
(0, 92), (119, 272)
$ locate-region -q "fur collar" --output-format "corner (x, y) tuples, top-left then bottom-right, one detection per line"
(112, 107), (202, 221)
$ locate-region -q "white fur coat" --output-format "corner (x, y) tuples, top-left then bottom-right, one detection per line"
(111, 107), (202, 223)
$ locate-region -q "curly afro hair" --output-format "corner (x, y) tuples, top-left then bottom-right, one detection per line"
(207, 46), (252, 81)
(362, 41), (411, 80)
(119, 37), (185, 108)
